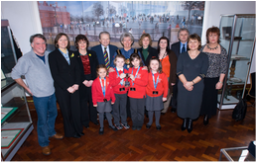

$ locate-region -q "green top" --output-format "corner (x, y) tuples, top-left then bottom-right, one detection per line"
(142, 47), (149, 61)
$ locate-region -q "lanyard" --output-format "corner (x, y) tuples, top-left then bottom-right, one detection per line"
(115, 67), (124, 86)
(152, 71), (159, 89)
(131, 66), (140, 86)
(99, 77), (106, 97)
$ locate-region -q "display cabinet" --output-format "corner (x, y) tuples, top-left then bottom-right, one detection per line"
(1, 19), (33, 161)
(218, 14), (255, 110)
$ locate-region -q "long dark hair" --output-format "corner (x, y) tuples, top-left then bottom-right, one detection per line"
(157, 36), (171, 55)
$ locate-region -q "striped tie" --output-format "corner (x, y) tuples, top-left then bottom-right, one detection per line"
(104, 47), (110, 70)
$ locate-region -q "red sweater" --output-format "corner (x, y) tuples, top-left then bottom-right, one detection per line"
(109, 68), (129, 94)
(146, 72), (168, 98)
(91, 77), (116, 105)
(128, 67), (148, 99)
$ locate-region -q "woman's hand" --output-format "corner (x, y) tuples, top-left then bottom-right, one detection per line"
(120, 73), (126, 79)
(171, 83), (175, 86)
(72, 84), (79, 90)
(162, 97), (167, 102)
(129, 74), (135, 81)
(93, 104), (97, 107)
(83, 80), (88, 86)
(87, 80), (93, 87)
(216, 82), (223, 90)
(67, 87), (75, 93)
(184, 81), (193, 88)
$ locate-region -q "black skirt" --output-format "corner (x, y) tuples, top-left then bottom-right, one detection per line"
(200, 77), (219, 118)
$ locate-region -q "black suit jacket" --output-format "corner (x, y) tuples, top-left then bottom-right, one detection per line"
(74, 50), (99, 82)
(171, 42), (181, 58)
(49, 48), (81, 91)
(138, 45), (158, 66)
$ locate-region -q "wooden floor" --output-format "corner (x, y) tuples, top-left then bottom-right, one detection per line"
(12, 99), (255, 161)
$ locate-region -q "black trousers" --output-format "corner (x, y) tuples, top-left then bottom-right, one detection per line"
(200, 77), (219, 118)
(55, 87), (82, 137)
(170, 78), (179, 108)
(130, 97), (145, 128)
(80, 84), (98, 125)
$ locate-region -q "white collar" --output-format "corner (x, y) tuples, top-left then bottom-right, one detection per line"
(101, 44), (109, 50)
(116, 67), (124, 71)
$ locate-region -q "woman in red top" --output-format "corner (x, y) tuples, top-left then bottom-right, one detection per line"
(108, 54), (130, 130)
(75, 35), (99, 127)
(128, 53), (148, 130)
(91, 65), (117, 135)
(146, 57), (168, 130)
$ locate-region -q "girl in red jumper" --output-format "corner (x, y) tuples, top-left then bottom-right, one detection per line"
(109, 54), (130, 130)
(92, 65), (118, 135)
(146, 57), (168, 130)
(128, 53), (148, 130)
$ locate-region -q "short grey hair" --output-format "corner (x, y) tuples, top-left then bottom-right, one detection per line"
(120, 32), (134, 46)
(177, 28), (190, 40)
(99, 31), (110, 39)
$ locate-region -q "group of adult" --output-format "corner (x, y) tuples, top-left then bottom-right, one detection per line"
(11, 27), (227, 155)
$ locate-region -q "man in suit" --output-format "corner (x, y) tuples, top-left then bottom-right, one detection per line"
(11, 34), (63, 155)
(171, 28), (189, 58)
(91, 31), (118, 68)
(170, 28), (189, 113)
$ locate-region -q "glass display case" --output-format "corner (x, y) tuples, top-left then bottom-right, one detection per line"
(218, 14), (255, 110)
(1, 20), (33, 161)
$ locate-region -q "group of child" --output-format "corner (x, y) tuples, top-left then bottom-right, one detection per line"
(91, 53), (168, 135)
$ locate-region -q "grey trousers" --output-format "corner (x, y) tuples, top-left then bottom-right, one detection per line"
(113, 93), (127, 125)
(130, 97), (145, 128)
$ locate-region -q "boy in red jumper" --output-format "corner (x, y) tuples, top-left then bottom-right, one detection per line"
(146, 57), (168, 130)
(128, 53), (148, 130)
(92, 65), (118, 135)
(109, 54), (130, 130)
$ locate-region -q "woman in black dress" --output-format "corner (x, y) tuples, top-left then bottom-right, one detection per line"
(176, 34), (209, 133)
(49, 33), (83, 138)
(74, 34), (99, 127)
(200, 27), (228, 125)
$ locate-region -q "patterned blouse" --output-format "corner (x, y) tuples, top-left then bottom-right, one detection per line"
(200, 45), (228, 78)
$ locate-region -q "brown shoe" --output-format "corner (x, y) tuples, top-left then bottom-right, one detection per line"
(42, 146), (51, 155)
(51, 133), (64, 139)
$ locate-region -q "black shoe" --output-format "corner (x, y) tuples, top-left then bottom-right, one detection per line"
(181, 118), (187, 131)
(187, 119), (193, 133)
(93, 121), (99, 125)
(109, 126), (118, 131)
(132, 126), (137, 130)
(171, 108), (176, 113)
(136, 126), (141, 130)
(161, 112), (165, 115)
(156, 126), (161, 130)
(146, 124), (151, 129)
(203, 115), (209, 125)
(99, 128), (104, 135)
(73, 134), (81, 138)
(79, 132), (84, 136)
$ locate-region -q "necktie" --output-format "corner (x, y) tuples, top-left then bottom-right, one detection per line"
(104, 47), (110, 70)
(182, 44), (185, 54)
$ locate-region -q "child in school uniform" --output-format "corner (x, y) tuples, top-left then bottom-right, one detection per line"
(128, 53), (149, 130)
(109, 54), (130, 130)
(91, 65), (118, 135)
(146, 57), (168, 130)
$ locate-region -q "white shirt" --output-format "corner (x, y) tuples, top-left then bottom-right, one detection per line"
(101, 45), (110, 61)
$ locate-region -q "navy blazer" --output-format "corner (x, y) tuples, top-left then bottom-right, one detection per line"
(90, 44), (118, 66)
(171, 41), (181, 58)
